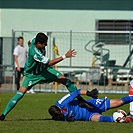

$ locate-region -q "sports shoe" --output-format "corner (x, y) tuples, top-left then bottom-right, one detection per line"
(126, 113), (133, 122)
(125, 116), (132, 123)
(27, 89), (35, 94)
(0, 114), (5, 121)
(30, 89), (35, 94)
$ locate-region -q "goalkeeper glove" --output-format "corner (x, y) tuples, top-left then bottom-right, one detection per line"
(86, 88), (98, 99)
(65, 111), (75, 122)
(66, 114), (75, 122)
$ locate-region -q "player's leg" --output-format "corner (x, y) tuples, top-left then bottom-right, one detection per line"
(15, 68), (21, 90)
(55, 75), (94, 110)
(91, 95), (133, 122)
(43, 67), (94, 110)
(21, 68), (24, 76)
(91, 113), (131, 122)
(55, 75), (77, 92)
(90, 94), (133, 122)
(110, 95), (133, 109)
(91, 114), (113, 122)
(42, 66), (77, 92)
(0, 86), (27, 121)
(109, 96), (133, 122)
(87, 98), (114, 122)
(111, 94), (133, 122)
(0, 74), (41, 121)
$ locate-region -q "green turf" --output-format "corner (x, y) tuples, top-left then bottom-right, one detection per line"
(0, 92), (133, 133)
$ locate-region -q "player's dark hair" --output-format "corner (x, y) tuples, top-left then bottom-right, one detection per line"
(48, 105), (63, 120)
(18, 36), (23, 41)
(35, 32), (48, 44)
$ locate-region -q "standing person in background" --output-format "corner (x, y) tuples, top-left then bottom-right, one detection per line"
(13, 37), (26, 90)
(13, 37), (35, 93)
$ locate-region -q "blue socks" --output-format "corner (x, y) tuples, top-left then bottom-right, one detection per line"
(121, 96), (133, 104)
(99, 115), (114, 122)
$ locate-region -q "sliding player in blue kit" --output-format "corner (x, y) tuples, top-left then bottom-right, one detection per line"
(49, 88), (133, 122)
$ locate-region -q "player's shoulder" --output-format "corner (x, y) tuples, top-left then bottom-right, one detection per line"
(14, 45), (20, 52)
(30, 37), (36, 46)
(55, 100), (64, 108)
(14, 45), (19, 49)
(55, 100), (60, 106)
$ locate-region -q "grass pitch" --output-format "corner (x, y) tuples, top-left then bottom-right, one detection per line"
(1, 92), (133, 133)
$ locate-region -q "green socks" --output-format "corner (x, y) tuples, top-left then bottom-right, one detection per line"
(64, 79), (77, 92)
(3, 91), (24, 116)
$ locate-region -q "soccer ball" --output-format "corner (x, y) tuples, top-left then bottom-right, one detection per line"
(113, 109), (127, 123)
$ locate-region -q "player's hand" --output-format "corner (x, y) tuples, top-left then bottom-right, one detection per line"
(17, 66), (21, 72)
(65, 49), (77, 58)
(66, 114), (75, 122)
(86, 88), (98, 99)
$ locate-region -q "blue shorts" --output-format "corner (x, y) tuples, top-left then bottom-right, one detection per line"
(86, 97), (110, 121)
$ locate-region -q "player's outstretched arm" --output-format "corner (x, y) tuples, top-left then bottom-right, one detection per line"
(80, 89), (98, 99)
(57, 89), (98, 107)
(48, 49), (76, 66)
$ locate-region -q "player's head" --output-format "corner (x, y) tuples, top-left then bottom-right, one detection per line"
(35, 32), (48, 49)
(48, 105), (64, 120)
(18, 36), (24, 46)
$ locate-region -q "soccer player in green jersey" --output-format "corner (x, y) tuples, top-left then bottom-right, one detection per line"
(0, 33), (95, 121)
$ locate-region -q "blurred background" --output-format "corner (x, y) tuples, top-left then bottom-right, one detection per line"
(0, 0), (133, 93)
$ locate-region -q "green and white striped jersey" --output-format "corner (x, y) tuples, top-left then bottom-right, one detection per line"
(24, 38), (50, 75)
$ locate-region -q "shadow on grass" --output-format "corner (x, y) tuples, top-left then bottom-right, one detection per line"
(5, 118), (53, 121)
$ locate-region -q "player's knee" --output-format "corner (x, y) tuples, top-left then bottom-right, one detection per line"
(18, 86), (27, 93)
(119, 99), (124, 105)
(91, 114), (100, 122)
(115, 99), (123, 105)
(110, 99), (123, 108)
(56, 75), (67, 84)
(116, 100), (123, 106)
(59, 75), (66, 79)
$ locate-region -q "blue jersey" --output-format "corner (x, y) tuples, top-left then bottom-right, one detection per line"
(55, 90), (110, 121)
